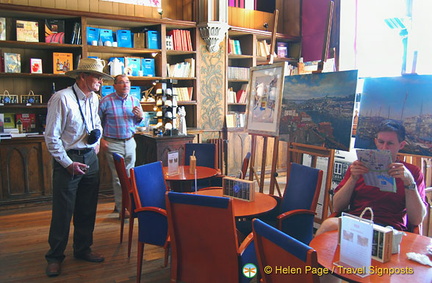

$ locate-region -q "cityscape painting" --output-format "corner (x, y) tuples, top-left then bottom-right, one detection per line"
(279, 70), (358, 151)
(354, 75), (432, 157)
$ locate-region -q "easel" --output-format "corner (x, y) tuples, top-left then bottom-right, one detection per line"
(247, 10), (283, 196)
(248, 134), (282, 196)
(287, 142), (335, 223)
(313, 0), (334, 74)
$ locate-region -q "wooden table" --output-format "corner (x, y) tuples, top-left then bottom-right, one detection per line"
(163, 165), (219, 191)
(309, 230), (432, 282)
(194, 188), (277, 218)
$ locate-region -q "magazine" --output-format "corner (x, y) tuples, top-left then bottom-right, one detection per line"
(356, 149), (396, 193)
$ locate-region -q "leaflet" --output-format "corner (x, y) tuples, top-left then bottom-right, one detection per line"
(356, 149), (396, 193)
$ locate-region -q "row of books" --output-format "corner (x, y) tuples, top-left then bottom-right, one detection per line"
(166, 29), (193, 51)
(228, 0), (255, 9)
(227, 84), (248, 104)
(167, 58), (195, 78)
(227, 39), (242, 55)
(228, 66), (250, 80)
(2, 51), (73, 74)
(256, 39), (271, 57)
(0, 17), (69, 44)
(226, 113), (246, 128)
(173, 87), (193, 102)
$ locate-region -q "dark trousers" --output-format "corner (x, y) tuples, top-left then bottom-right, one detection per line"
(45, 150), (100, 263)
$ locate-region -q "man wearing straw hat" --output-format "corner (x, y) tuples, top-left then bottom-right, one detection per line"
(44, 58), (113, 277)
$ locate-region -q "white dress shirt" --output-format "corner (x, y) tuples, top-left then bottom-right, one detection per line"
(44, 83), (102, 168)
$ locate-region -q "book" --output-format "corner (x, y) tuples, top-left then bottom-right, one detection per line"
(30, 58), (42, 73)
(3, 113), (15, 128)
(16, 20), (39, 42)
(45, 19), (65, 43)
(356, 149), (396, 193)
(0, 17), (5, 40)
(0, 113), (3, 133)
(53, 52), (73, 74)
(15, 113), (36, 132)
(277, 42), (288, 58)
(166, 35), (173, 50)
(4, 52), (21, 73)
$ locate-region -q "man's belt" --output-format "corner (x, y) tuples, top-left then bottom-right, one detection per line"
(67, 148), (93, 155)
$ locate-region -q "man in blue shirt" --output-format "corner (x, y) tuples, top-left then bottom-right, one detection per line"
(99, 74), (143, 216)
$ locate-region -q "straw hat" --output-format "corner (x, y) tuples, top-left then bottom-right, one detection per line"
(65, 58), (113, 80)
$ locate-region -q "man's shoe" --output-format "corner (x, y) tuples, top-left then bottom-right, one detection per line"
(74, 251), (105, 263)
(46, 262), (61, 277)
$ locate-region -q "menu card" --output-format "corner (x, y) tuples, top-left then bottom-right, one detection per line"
(337, 212), (373, 277)
(167, 150), (179, 176)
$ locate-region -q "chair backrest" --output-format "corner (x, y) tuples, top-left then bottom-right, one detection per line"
(280, 162), (323, 214)
(166, 192), (242, 283)
(239, 152), (251, 179)
(252, 218), (320, 283)
(112, 152), (133, 211)
(184, 143), (217, 169)
(131, 161), (167, 209)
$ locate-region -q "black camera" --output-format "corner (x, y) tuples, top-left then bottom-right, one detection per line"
(87, 129), (101, 145)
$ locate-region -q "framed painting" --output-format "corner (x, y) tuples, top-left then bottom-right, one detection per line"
(246, 62), (288, 136)
(279, 70), (358, 151)
(355, 75), (432, 157)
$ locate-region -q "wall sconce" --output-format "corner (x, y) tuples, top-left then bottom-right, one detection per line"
(198, 0), (230, 53)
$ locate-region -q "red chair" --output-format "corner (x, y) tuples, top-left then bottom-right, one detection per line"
(253, 218), (320, 283)
(166, 192), (257, 283)
(112, 153), (136, 257)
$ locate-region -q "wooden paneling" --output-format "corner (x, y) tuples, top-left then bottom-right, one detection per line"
(0, 138), (113, 205)
(5, 0), (194, 21)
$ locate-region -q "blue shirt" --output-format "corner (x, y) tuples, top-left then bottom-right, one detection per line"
(99, 92), (141, 139)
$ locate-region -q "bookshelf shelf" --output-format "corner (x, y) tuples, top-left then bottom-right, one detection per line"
(0, 40), (82, 50)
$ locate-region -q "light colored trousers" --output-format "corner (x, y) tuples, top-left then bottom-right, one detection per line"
(104, 137), (136, 211)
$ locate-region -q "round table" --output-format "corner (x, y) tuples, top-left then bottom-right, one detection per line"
(194, 188), (277, 218)
(163, 165), (219, 191)
(163, 165), (218, 181)
(309, 230), (432, 282)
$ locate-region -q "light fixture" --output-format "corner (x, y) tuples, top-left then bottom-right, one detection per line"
(384, 17), (410, 74)
(198, 0), (230, 53)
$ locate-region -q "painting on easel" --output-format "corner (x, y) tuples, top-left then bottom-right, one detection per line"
(355, 75), (432, 157)
(246, 62), (289, 136)
(279, 70), (358, 151)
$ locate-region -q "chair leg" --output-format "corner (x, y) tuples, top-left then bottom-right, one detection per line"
(120, 208), (125, 243)
(163, 242), (170, 267)
(128, 215), (134, 258)
(137, 242), (144, 283)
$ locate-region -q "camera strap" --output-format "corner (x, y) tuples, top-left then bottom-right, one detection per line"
(72, 85), (94, 134)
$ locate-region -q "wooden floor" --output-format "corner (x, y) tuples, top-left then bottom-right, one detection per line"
(0, 199), (170, 283)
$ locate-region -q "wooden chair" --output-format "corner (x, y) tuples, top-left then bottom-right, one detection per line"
(130, 161), (170, 283)
(112, 152), (136, 257)
(166, 192), (257, 283)
(252, 218), (320, 283)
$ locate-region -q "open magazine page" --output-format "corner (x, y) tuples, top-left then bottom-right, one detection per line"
(356, 149), (396, 193)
